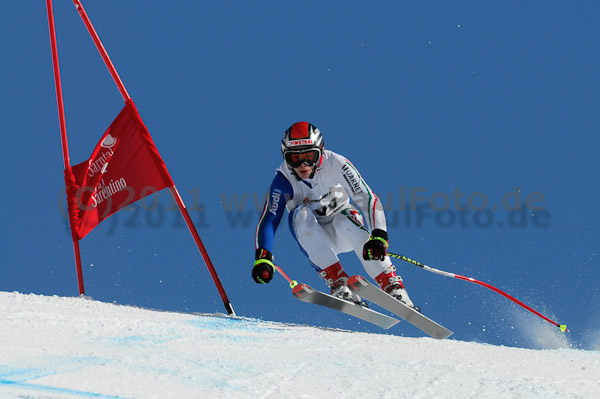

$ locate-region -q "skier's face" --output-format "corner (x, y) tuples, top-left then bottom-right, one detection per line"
(293, 164), (314, 179)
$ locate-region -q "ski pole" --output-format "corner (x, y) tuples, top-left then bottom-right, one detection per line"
(273, 264), (299, 288)
(388, 251), (568, 332)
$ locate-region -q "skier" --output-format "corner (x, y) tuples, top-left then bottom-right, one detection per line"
(252, 121), (416, 308)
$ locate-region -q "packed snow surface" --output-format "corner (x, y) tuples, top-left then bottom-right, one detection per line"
(0, 292), (598, 399)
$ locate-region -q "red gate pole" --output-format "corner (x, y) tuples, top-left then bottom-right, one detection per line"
(72, 0), (131, 101)
(71, 0), (234, 315)
(170, 187), (235, 315)
(46, 0), (85, 295)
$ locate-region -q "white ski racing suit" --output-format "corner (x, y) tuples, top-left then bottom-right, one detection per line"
(255, 150), (393, 279)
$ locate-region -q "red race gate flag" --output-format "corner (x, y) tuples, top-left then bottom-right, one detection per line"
(48, 0), (233, 315)
(64, 99), (174, 240)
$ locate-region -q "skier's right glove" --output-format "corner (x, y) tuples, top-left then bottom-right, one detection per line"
(252, 248), (275, 284)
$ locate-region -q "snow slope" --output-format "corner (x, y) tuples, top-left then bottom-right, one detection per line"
(0, 292), (598, 399)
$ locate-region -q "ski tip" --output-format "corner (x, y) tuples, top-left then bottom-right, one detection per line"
(559, 324), (568, 333)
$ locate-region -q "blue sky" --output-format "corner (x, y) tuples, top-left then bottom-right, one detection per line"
(1, 1), (598, 349)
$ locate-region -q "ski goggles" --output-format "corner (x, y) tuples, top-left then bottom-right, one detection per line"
(284, 149), (321, 168)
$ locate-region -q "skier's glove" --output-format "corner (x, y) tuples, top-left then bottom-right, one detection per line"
(252, 248), (275, 284)
(363, 229), (389, 261)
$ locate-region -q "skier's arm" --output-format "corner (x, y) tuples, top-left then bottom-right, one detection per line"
(253, 171), (293, 284)
(255, 171), (293, 252)
(335, 155), (390, 260)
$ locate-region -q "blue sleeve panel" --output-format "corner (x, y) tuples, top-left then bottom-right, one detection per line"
(255, 171), (294, 252)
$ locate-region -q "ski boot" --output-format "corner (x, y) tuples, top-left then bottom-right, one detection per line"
(319, 262), (367, 307)
(375, 266), (420, 312)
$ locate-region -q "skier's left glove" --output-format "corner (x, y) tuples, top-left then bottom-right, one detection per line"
(252, 248), (275, 284)
(363, 229), (389, 261)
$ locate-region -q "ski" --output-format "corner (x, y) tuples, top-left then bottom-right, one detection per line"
(291, 283), (400, 330)
(347, 275), (453, 339)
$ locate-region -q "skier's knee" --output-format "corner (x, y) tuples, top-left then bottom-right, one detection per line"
(293, 206), (318, 231)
